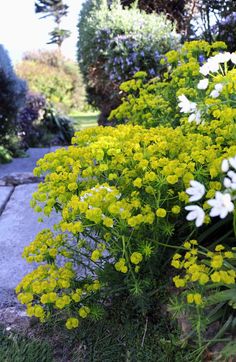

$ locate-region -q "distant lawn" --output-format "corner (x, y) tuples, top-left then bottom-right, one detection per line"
(69, 111), (99, 131)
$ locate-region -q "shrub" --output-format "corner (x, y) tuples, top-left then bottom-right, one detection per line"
(0, 44), (27, 159)
(109, 40), (227, 127)
(16, 50), (86, 113)
(16, 116), (235, 324)
(16, 42), (236, 359)
(17, 92), (74, 147)
(211, 12), (236, 52)
(77, 0), (180, 124)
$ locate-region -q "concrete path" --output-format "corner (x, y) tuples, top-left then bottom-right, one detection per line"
(0, 147), (61, 307)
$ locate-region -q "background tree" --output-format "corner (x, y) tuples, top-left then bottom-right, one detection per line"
(0, 44), (27, 161)
(35, 0), (71, 49)
(16, 50), (86, 113)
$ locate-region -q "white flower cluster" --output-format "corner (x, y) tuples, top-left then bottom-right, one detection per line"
(178, 95), (201, 124)
(177, 51), (236, 125)
(185, 156), (236, 227)
(199, 52), (236, 76)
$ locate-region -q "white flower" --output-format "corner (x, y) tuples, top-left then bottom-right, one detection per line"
(185, 205), (205, 227)
(207, 58), (220, 73)
(210, 89), (220, 98)
(188, 113), (196, 123)
(178, 95), (196, 114)
(231, 53), (236, 64)
(199, 63), (210, 76)
(228, 170), (236, 183)
(208, 191), (234, 219)
(197, 78), (209, 90)
(223, 177), (232, 188)
(214, 83), (223, 92)
(221, 159), (229, 172)
(186, 180), (205, 202)
(229, 156), (236, 170)
(214, 52), (231, 63)
(199, 56), (220, 76)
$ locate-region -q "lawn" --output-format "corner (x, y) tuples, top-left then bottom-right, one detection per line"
(69, 111), (99, 131)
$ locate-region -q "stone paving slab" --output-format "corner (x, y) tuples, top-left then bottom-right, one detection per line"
(0, 147), (61, 177)
(0, 186), (13, 214)
(0, 183), (60, 306)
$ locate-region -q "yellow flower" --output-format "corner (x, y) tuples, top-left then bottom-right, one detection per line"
(211, 255), (223, 269)
(91, 250), (101, 262)
(171, 205), (181, 214)
(66, 317), (79, 329)
(156, 208), (167, 218)
(183, 242), (191, 249)
(215, 245), (225, 252)
(166, 175), (178, 185)
(173, 276), (186, 288)
(130, 252), (143, 265)
(103, 217), (114, 228)
(78, 306), (90, 318)
(133, 178), (142, 188)
(187, 293), (194, 303)
(199, 273), (209, 285)
(194, 293), (203, 305)
(211, 271), (221, 283)
(224, 251), (234, 259)
(171, 260), (181, 269)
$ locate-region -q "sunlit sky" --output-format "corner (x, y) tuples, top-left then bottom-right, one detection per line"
(0, 0), (85, 64)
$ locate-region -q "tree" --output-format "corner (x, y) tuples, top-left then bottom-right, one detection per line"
(35, 0), (71, 49)
(0, 44), (27, 158)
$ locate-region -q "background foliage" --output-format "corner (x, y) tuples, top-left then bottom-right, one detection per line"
(16, 50), (86, 113)
(77, 0), (180, 124)
(0, 44), (27, 162)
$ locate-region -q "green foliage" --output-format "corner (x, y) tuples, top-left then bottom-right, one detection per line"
(0, 44), (27, 160)
(0, 325), (53, 362)
(17, 92), (74, 147)
(16, 50), (86, 113)
(77, 0), (180, 123)
(109, 40), (227, 127)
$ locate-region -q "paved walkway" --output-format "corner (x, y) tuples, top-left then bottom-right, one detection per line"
(0, 147), (61, 307)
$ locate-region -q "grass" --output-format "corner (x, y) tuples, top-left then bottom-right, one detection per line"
(69, 111), (99, 132)
(0, 325), (53, 362)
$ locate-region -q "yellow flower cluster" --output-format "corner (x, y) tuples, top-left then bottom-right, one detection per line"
(172, 241), (236, 305)
(15, 111), (236, 327)
(109, 41), (227, 129)
(16, 261), (99, 328)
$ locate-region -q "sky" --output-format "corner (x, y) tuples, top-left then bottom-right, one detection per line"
(0, 0), (86, 64)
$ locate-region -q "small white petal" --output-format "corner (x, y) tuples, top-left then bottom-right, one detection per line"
(214, 83), (223, 92)
(195, 111), (201, 125)
(208, 192), (234, 219)
(231, 53), (236, 64)
(186, 180), (205, 202)
(229, 156), (236, 170)
(188, 113), (196, 123)
(228, 170), (236, 182)
(208, 58), (220, 73)
(197, 78), (209, 90)
(185, 205), (205, 227)
(199, 64), (210, 76)
(223, 177), (232, 188)
(210, 90), (220, 98)
(214, 52), (231, 63)
(221, 159), (229, 172)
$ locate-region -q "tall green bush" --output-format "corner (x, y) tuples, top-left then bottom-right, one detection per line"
(77, 0), (180, 124)
(0, 44), (27, 162)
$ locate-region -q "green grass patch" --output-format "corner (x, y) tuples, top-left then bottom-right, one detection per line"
(69, 112), (99, 132)
(0, 325), (53, 362)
